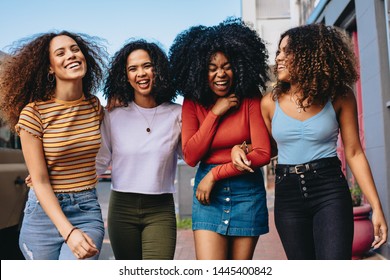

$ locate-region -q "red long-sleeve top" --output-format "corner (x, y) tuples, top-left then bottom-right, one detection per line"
(181, 96), (271, 181)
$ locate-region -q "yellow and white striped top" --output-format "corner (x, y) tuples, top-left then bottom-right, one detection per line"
(16, 95), (102, 193)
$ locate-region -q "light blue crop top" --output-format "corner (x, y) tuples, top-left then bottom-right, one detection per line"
(272, 100), (339, 165)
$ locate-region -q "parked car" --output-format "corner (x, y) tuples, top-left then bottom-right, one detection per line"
(0, 148), (29, 259)
(98, 166), (112, 182)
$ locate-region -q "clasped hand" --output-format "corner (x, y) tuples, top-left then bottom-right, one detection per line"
(196, 171), (216, 205)
(66, 228), (99, 259)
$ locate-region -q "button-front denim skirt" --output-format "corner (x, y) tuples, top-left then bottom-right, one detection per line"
(192, 162), (269, 236)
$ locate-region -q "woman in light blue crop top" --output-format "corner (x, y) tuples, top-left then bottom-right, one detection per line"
(232, 23), (387, 259)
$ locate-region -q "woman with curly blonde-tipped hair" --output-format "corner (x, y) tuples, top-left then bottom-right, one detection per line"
(0, 31), (107, 260)
(233, 23), (388, 259)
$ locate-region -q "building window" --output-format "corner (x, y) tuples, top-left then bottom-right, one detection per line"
(256, 0), (290, 19)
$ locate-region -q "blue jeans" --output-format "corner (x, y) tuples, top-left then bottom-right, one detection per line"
(19, 188), (104, 260)
(274, 157), (354, 259)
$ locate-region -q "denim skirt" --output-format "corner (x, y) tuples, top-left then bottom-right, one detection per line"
(192, 162), (268, 236)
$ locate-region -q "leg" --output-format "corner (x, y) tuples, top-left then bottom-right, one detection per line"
(194, 230), (228, 259)
(19, 191), (62, 260)
(108, 191), (142, 260)
(142, 194), (177, 260)
(313, 198), (353, 259)
(229, 236), (259, 260)
(59, 189), (105, 260)
(274, 171), (316, 260)
(275, 209), (315, 260)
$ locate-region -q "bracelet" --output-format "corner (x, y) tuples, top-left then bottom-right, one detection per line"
(239, 141), (249, 154)
(64, 227), (78, 243)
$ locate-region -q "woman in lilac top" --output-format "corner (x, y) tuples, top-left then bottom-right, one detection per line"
(96, 39), (181, 260)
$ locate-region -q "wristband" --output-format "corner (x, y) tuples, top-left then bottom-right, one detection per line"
(64, 227), (78, 243)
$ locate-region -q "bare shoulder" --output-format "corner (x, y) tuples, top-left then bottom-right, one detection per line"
(261, 92), (275, 111)
(332, 87), (357, 114)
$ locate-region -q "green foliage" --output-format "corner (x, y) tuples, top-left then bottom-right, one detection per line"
(176, 218), (192, 229)
(349, 178), (362, 207)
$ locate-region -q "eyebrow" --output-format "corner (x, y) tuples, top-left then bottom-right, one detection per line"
(209, 61), (230, 66)
(53, 44), (79, 53)
(127, 61), (153, 70)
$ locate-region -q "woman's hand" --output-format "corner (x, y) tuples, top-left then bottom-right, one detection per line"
(231, 145), (253, 172)
(371, 209), (388, 249)
(211, 93), (239, 116)
(196, 171), (216, 205)
(66, 228), (99, 259)
(25, 174), (32, 187)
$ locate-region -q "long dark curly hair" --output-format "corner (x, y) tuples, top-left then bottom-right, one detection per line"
(272, 23), (358, 107)
(103, 39), (176, 105)
(169, 17), (269, 107)
(0, 31), (107, 130)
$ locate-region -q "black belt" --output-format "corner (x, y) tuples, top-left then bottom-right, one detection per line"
(276, 157), (340, 174)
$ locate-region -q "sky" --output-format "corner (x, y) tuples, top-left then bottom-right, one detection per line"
(0, 0), (241, 105)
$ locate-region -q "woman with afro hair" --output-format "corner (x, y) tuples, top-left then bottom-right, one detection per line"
(169, 17), (271, 260)
(96, 39), (181, 259)
(0, 31), (107, 259)
(234, 23), (388, 259)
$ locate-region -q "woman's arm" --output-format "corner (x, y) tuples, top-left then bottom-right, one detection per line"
(96, 111), (112, 175)
(181, 99), (221, 166)
(211, 97), (271, 181)
(19, 130), (99, 258)
(337, 90), (388, 249)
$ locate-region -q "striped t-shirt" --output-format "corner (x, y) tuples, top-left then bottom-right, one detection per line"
(15, 95), (102, 193)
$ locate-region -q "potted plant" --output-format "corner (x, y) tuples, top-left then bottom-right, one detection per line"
(349, 178), (374, 259)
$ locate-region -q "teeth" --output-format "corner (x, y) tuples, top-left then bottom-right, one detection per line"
(215, 81), (228, 85)
(67, 62), (80, 69)
(138, 81), (148, 84)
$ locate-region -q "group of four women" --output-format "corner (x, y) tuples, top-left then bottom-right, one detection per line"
(0, 17), (387, 260)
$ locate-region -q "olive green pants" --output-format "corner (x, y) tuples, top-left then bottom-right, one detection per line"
(108, 190), (177, 260)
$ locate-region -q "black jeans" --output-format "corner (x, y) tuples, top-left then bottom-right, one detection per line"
(274, 157), (354, 260)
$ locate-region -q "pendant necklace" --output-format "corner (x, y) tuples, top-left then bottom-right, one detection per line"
(290, 93), (304, 113)
(133, 103), (158, 134)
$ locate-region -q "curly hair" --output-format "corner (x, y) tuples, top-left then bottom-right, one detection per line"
(0, 31), (108, 130)
(272, 23), (358, 107)
(103, 39), (176, 105)
(169, 17), (269, 107)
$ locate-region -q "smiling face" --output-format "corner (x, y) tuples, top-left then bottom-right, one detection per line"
(48, 35), (87, 82)
(126, 49), (155, 98)
(208, 51), (233, 97)
(275, 35), (291, 83)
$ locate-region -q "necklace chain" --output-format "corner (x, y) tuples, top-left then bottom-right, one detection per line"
(133, 103), (158, 134)
(290, 93), (304, 113)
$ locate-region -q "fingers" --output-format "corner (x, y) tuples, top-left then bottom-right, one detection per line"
(82, 231), (98, 249)
(233, 153), (253, 173)
(196, 190), (210, 205)
(371, 226), (388, 249)
(25, 174), (33, 186)
(69, 230), (99, 259)
(227, 94), (239, 108)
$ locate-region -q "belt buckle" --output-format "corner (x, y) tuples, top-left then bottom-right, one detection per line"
(294, 164), (306, 174)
